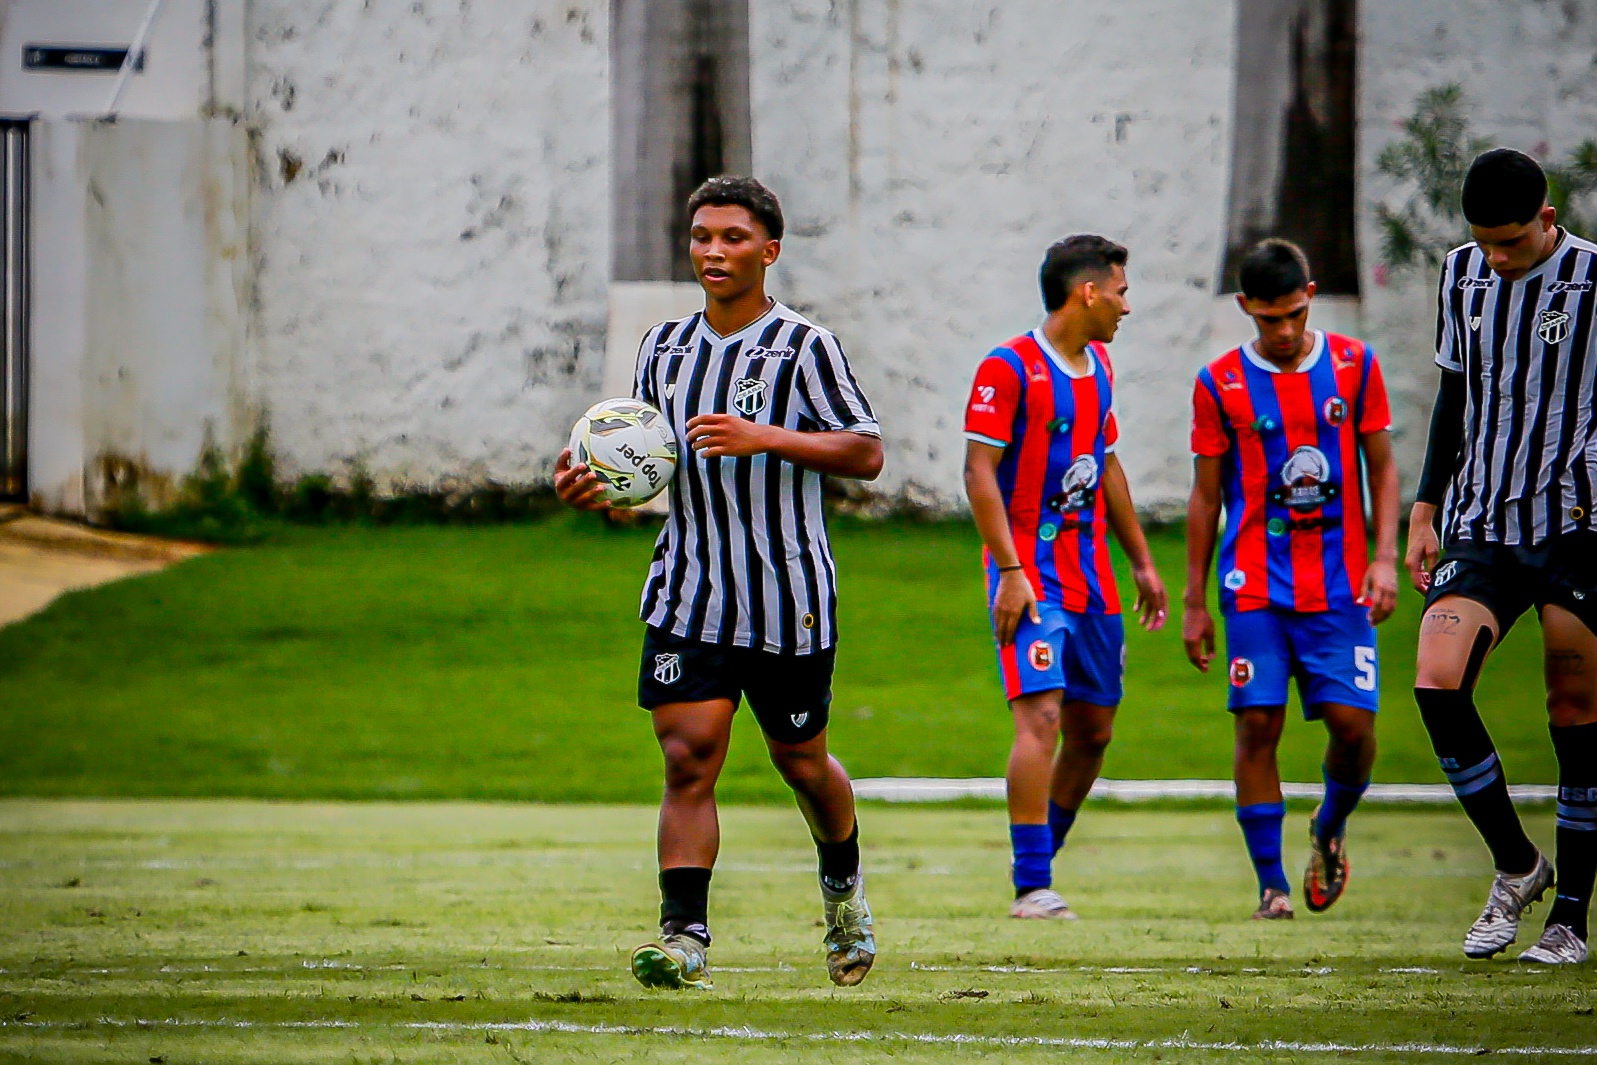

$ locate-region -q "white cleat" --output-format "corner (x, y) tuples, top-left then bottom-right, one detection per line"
(1518, 924), (1590, 965)
(823, 876), (876, 987)
(1010, 888), (1078, 920)
(1464, 852), (1554, 959)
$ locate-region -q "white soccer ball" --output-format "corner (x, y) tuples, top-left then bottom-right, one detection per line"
(567, 397), (678, 508)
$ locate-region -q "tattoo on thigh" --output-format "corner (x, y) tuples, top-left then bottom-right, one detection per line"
(1422, 611), (1462, 636)
(1548, 650), (1589, 677)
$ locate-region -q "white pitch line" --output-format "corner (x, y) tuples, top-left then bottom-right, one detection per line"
(853, 777), (1557, 804)
(4, 1017), (1593, 1057)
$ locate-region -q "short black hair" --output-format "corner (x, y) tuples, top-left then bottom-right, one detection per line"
(1238, 238), (1311, 301)
(686, 175), (784, 240)
(1462, 148), (1548, 228)
(1039, 235), (1128, 312)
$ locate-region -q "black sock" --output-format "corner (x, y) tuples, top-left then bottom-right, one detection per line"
(659, 866), (712, 945)
(1415, 687), (1538, 873)
(1548, 722), (1597, 941)
(816, 821), (860, 895)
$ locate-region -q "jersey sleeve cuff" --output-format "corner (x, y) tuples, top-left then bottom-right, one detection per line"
(963, 431), (1009, 448)
(1434, 353), (1464, 372)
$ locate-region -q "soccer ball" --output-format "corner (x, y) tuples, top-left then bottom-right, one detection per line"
(567, 398), (678, 508)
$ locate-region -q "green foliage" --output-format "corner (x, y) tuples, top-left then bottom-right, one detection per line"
(1376, 83), (1597, 274)
(0, 520), (1556, 801)
(101, 424), (559, 543)
(0, 801), (1581, 1063)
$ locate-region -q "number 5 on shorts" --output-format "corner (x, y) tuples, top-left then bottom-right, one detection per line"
(1353, 646), (1377, 691)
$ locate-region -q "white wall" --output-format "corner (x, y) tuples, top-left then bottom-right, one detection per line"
(26, 116), (250, 514)
(0, 0), (217, 120)
(246, 0), (610, 488)
(750, 0), (1238, 510)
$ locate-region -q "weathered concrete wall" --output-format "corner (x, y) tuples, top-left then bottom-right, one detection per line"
(1359, 1), (1597, 494)
(749, 0), (1238, 510)
(27, 117), (250, 515)
(246, 0), (609, 487)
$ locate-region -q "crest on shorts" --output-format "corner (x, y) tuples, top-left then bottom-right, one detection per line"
(1028, 640), (1054, 671)
(1323, 396), (1349, 427)
(653, 653), (681, 685)
(1048, 455), (1100, 513)
(1229, 658), (1255, 687)
(1539, 308), (1572, 345)
(733, 377), (769, 415)
(791, 712), (809, 728)
(1269, 445), (1338, 511)
(1432, 560), (1459, 587)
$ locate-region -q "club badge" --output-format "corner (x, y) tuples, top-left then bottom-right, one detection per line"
(733, 377), (769, 415)
(1028, 640), (1054, 671)
(1538, 308), (1572, 345)
(653, 653), (682, 685)
(1323, 396), (1349, 427)
(1229, 658), (1254, 687)
(1431, 561), (1459, 587)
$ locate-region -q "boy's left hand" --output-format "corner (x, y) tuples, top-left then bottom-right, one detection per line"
(1132, 563), (1168, 631)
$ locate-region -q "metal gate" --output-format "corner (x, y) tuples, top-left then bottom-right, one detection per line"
(0, 120), (27, 501)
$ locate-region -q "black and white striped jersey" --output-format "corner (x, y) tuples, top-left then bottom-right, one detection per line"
(633, 301), (880, 655)
(1435, 229), (1597, 545)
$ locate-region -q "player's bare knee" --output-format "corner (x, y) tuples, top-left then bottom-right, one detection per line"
(768, 745), (825, 787)
(1063, 719), (1114, 755)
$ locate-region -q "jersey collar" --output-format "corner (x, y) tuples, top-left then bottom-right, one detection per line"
(701, 299), (783, 342)
(1030, 329), (1097, 379)
(1242, 330), (1324, 375)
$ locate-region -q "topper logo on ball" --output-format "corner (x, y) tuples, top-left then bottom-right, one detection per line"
(733, 378), (769, 416)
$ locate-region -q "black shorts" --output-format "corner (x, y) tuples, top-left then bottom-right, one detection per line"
(1424, 532), (1597, 636)
(637, 626), (835, 745)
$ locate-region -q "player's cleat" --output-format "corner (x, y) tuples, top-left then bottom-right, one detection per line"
(823, 876), (876, 987)
(1010, 888), (1078, 920)
(1517, 923), (1590, 965)
(1463, 852), (1554, 959)
(1303, 811), (1350, 913)
(631, 934), (713, 990)
(1252, 888), (1295, 920)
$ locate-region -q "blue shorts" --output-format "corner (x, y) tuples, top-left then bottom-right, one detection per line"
(994, 600), (1124, 706)
(1223, 606), (1379, 716)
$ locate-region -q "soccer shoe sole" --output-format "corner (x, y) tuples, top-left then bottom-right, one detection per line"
(1303, 817), (1349, 914)
(630, 943), (712, 991)
(827, 946), (875, 987)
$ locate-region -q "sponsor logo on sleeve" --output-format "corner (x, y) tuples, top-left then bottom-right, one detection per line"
(970, 384), (998, 413)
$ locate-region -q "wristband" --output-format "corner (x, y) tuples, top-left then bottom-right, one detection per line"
(998, 564), (1025, 573)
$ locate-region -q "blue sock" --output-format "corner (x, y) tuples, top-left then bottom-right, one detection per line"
(1048, 801), (1077, 856)
(1010, 823), (1053, 894)
(1315, 766), (1368, 843)
(1236, 802), (1290, 896)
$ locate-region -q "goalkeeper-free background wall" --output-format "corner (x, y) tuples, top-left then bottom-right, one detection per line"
(11, 0), (1597, 517)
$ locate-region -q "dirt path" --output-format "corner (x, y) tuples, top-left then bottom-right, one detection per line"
(0, 507), (208, 627)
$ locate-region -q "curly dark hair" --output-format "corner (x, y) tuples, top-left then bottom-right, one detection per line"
(686, 175), (784, 240)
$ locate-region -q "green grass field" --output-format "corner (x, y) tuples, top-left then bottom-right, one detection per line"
(0, 517), (1556, 800)
(0, 800), (1586, 1064)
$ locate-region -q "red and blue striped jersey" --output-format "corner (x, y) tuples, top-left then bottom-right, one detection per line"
(1191, 331), (1392, 614)
(965, 331), (1121, 615)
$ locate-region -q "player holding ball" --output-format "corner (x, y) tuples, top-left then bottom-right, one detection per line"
(555, 177), (883, 990)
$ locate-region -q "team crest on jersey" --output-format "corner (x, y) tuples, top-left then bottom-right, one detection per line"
(1538, 308), (1572, 345)
(1323, 396), (1349, 427)
(653, 653), (682, 685)
(732, 377), (769, 415)
(1028, 640), (1054, 671)
(1229, 658), (1254, 687)
(1432, 561), (1459, 587)
(1049, 455), (1100, 513)
(1269, 445), (1338, 511)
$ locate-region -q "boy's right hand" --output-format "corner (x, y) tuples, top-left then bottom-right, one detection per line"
(554, 448), (611, 511)
(992, 569), (1041, 647)
(1182, 601), (1216, 672)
